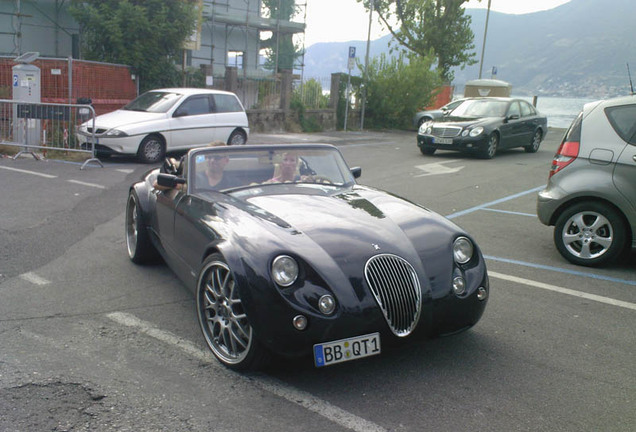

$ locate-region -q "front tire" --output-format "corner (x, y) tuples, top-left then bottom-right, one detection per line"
(137, 134), (166, 164)
(554, 202), (627, 266)
(479, 133), (498, 159)
(125, 192), (159, 264)
(227, 130), (247, 146)
(196, 254), (268, 370)
(525, 129), (542, 153)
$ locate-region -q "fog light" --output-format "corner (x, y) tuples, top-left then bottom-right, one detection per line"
(477, 286), (488, 301)
(452, 277), (466, 296)
(293, 315), (307, 330)
(318, 295), (336, 315)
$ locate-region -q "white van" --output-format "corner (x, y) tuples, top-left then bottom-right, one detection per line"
(78, 88), (249, 163)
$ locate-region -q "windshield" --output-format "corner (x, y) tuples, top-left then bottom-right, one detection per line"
(451, 99), (508, 118)
(187, 146), (355, 193)
(123, 91), (183, 113)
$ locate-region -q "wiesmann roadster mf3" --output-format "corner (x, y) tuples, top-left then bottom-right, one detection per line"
(126, 144), (489, 370)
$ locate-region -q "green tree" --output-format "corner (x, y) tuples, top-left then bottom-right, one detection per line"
(261, 0), (304, 71)
(69, 0), (196, 92)
(361, 52), (442, 129)
(358, 0), (478, 82)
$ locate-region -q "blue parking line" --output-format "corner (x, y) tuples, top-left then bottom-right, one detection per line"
(485, 255), (636, 286)
(446, 185), (544, 220)
(481, 208), (536, 218)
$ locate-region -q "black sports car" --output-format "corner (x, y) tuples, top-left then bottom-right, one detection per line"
(126, 144), (489, 370)
(417, 97), (548, 159)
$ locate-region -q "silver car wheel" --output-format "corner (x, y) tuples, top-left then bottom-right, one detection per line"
(228, 130), (247, 146)
(560, 211), (613, 260)
(125, 195), (138, 258)
(137, 135), (165, 164)
(198, 259), (252, 366)
(525, 130), (542, 153)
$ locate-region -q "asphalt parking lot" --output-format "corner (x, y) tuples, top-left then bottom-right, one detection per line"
(1, 128), (634, 431)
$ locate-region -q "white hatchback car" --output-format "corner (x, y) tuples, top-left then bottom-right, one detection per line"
(78, 88), (249, 163)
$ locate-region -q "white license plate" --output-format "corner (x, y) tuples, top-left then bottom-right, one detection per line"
(314, 333), (381, 367)
(433, 137), (453, 145)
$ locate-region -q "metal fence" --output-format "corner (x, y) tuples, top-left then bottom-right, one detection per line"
(0, 99), (100, 169)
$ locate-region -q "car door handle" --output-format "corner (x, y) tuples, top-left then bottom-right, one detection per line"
(633, 155), (636, 162)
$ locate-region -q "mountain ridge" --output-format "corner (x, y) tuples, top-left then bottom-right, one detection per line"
(302, 0), (635, 98)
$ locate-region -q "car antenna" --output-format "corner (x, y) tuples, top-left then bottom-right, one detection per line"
(628, 63), (635, 95)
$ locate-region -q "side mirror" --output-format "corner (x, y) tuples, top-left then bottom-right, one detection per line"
(506, 114), (520, 122)
(156, 173), (186, 189)
(350, 167), (362, 179)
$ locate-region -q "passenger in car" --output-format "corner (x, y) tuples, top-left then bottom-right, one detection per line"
(154, 141), (226, 191)
(266, 151), (301, 183)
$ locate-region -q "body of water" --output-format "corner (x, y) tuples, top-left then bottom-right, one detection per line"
(517, 95), (598, 129)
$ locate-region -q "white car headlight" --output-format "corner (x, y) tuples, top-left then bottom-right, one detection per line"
(469, 127), (484, 137)
(453, 236), (474, 264)
(105, 129), (128, 137)
(418, 122), (430, 134)
(272, 255), (299, 287)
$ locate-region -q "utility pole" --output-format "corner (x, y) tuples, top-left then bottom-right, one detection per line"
(478, 0), (492, 79)
(360, 0), (373, 130)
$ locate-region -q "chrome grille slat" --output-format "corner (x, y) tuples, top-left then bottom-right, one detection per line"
(364, 254), (422, 337)
(431, 126), (462, 137)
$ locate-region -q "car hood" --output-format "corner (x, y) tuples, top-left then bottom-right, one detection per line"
(433, 116), (499, 127)
(87, 109), (167, 130)
(242, 185), (463, 269)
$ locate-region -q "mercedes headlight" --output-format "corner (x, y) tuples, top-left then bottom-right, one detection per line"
(469, 127), (484, 137)
(453, 237), (474, 264)
(272, 255), (299, 287)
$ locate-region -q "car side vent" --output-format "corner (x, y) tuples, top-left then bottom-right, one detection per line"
(364, 254), (422, 337)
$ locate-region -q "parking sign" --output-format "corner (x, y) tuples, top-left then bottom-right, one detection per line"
(348, 47), (356, 70)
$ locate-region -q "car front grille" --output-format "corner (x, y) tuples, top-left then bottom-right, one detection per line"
(431, 126), (462, 137)
(364, 254), (422, 337)
(86, 127), (107, 134)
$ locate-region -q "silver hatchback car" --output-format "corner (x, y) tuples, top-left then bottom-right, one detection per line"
(537, 95), (636, 266)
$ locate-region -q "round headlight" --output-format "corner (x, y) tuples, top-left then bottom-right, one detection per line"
(452, 277), (466, 295)
(461, 129), (469, 137)
(469, 126), (484, 137)
(453, 236), (474, 264)
(318, 295), (336, 315)
(272, 255), (298, 287)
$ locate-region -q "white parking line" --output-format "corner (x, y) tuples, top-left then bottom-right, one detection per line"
(67, 179), (105, 189)
(489, 271), (636, 311)
(106, 312), (387, 432)
(0, 165), (57, 178)
(20, 272), (50, 285)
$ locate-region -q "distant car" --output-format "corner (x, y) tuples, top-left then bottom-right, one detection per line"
(412, 99), (466, 128)
(78, 88), (249, 164)
(537, 95), (636, 266)
(416, 97), (548, 159)
(126, 144), (490, 370)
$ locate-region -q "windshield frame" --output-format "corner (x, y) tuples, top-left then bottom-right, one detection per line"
(186, 144), (357, 195)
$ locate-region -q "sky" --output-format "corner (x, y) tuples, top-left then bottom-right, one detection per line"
(303, 0), (572, 47)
